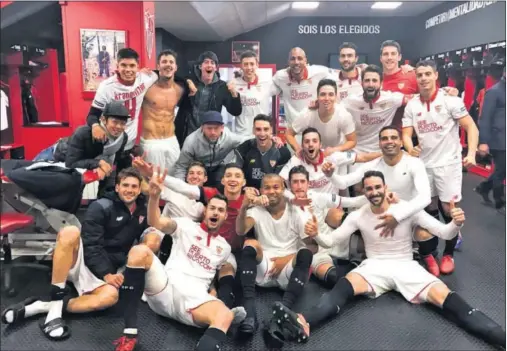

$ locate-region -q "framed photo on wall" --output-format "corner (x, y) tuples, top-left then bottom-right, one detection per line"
(80, 29), (127, 92)
(232, 41), (260, 63)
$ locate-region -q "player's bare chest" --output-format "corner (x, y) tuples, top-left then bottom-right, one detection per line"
(144, 85), (183, 110)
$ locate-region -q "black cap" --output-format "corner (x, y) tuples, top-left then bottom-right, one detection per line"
(103, 101), (131, 119)
(201, 111), (223, 125)
(198, 51), (219, 66)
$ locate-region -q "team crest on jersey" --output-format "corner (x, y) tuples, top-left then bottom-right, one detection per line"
(239, 88), (244, 91)
(379, 102), (387, 109)
(435, 105), (442, 112)
(359, 106), (365, 110)
(138, 216), (145, 224)
(398, 82), (405, 90)
(216, 246), (223, 254)
(269, 160), (276, 167)
(338, 83), (343, 88)
(196, 236), (202, 241)
(417, 112), (422, 116)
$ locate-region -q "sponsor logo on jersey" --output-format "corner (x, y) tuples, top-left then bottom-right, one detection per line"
(195, 236), (202, 241)
(417, 120), (443, 133)
(187, 244), (213, 271)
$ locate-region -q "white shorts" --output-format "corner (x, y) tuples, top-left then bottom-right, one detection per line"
(67, 239), (106, 296)
(426, 163), (463, 202)
(255, 251), (295, 290)
(351, 259), (440, 303)
(140, 136), (180, 175)
(144, 255), (217, 328)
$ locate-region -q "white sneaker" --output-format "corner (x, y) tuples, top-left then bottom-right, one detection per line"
(231, 306), (247, 324)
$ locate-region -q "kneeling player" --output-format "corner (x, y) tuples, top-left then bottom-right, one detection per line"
(113, 171), (245, 351)
(272, 171), (505, 349)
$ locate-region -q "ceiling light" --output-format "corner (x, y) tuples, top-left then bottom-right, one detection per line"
(371, 2), (402, 10)
(292, 2), (320, 10)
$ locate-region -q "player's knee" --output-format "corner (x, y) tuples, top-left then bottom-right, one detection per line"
(415, 227), (433, 241)
(57, 225), (81, 248)
(142, 232), (162, 252)
(344, 272), (368, 295)
(212, 304), (234, 329)
(425, 282), (451, 307)
(243, 239), (260, 251)
(127, 244), (152, 266)
(91, 285), (119, 310)
(219, 263), (235, 277)
(326, 208), (344, 229)
(295, 248), (313, 268)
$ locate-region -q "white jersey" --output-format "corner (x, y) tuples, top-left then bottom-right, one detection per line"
(92, 72), (158, 149)
(280, 151), (357, 193)
(161, 188), (204, 222)
(402, 90), (468, 168)
(247, 202), (304, 257)
(1, 89), (8, 131)
(272, 65), (335, 127)
(333, 67), (363, 101)
(314, 201), (461, 261)
(331, 153), (431, 222)
(233, 76), (277, 137)
(291, 105), (356, 149)
(165, 217), (231, 282)
(342, 91), (405, 153)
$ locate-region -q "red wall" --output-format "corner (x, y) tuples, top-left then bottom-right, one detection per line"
(61, 1), (156, 130)
(32, 49), (62, 123)
(3, 1), (155, 159)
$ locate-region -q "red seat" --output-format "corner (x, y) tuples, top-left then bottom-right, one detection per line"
(0, 213), (34, 236)
(0, 168), (10, 183)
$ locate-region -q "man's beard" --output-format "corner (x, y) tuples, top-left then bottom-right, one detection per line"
(341, 63), (356, 72)
(368, 193), (385, 206)
(364, 87), (380, 100)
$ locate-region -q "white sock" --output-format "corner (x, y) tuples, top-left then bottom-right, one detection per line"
(44, 282), (66, 338)
(3, 300), (51, 324)
(123, 328), (138, 336)
(231, 306), (247, 324)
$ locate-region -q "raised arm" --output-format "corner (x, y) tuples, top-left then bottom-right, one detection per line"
(413, 200), (463, 240)
(147, 168), (178, 234)
(236, 189), (257, 235)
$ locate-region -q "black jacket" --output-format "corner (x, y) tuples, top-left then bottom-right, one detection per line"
(174, 66), (242, 147)
(479, 79), (506, 150)
(54, 125), (128, 169)
(81, 191), (148, 280)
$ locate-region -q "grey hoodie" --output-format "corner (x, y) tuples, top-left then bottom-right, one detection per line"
(173, 126), (250, 180)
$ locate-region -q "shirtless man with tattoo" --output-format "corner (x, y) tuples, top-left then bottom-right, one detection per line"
(140, 50), (190, 174)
